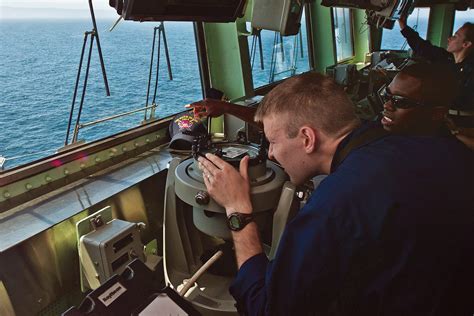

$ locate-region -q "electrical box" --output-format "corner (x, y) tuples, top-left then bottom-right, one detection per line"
(77, 207), (146, 291)
(251, 0), (305, 36)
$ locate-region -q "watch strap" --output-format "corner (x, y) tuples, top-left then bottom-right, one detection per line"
(227, 212), (254, 231)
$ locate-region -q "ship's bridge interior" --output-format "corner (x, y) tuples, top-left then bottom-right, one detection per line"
(0, 0), (472, 315)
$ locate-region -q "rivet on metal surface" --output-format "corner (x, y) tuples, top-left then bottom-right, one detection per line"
(25, 183), (33, 190)
(146, 138), (150, 143)
(134, 142), (139, 147)
(64, 169), (70, 175)
(3, 191), (11, 198)
(80, 163), (86, 169)
(95, 156), (101, 163)
(45, 176), (52, 182)
(122, 146), (127, 152)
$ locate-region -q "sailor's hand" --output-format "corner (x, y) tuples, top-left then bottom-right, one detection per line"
(186, 99), (229, 119)
(198, 153), (253, 215)
(398, 14), (407, 30)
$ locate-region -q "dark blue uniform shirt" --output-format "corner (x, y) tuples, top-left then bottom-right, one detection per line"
(229, 124), (474, 315)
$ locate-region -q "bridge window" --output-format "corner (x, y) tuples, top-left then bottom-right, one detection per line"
(333, 8), (354, 61)
(453, 9), (473, 33)
(381, 8), (430, 50)
(0, 15), (202, 169)
(248, 9), (311, 88)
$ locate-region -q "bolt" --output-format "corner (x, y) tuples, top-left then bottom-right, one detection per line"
(45, 176), (52, 182)
(25, 183), (33, 190)
(64, 169), (69, 175)
(3, 191), (11, 198)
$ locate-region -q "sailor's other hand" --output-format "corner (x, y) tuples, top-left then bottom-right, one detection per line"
(198, 154), (252, 215)
(398, 14), (407, 30)
(186, 99), (229, 119)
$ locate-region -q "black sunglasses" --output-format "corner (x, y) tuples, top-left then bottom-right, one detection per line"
(378, 86), (428, 109)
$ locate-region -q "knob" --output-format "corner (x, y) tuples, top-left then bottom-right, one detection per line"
(195, 191), (210, 205)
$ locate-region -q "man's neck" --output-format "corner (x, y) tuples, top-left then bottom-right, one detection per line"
(453, 50), (469, 64)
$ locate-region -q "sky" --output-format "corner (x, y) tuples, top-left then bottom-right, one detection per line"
(1, 0), (111, 10)
(0, 0), (117, 19)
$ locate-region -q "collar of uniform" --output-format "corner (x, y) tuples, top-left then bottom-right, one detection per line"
(330, 121), (380, 173)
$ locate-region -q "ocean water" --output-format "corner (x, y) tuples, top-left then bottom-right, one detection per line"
(0, 19), (203, 168)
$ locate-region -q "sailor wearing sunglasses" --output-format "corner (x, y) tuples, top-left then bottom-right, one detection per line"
(379, 62), (458, 136)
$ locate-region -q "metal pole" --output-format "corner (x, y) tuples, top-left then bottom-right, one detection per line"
(250, 34), (257, 70)
(72, 34), (95, 143)
(152, 30), (162, 105)
(161, 22), (173, 81)
(65, 31), (91, 145)
(258, 31), (264, 70)
(88, 0), (110, 96)
(145, 27), (158, 120)
(299, 30), (304, 58)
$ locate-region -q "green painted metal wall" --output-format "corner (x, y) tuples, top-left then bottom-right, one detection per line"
(427, 4), (455, 48)
(308, 2), (336, 73)
(203, 21), (254, 100)
(352, 9), (371, 63)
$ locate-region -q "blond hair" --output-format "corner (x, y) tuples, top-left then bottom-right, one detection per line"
(255, 72), (360, 138)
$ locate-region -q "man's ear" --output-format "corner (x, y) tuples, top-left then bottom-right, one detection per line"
(432, 106), (448, 122)
(300, 126), (318, 153)
(463, 40), (472, 50)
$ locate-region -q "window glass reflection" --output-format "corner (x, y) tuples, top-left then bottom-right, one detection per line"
(248, 10), (310, 88)
(333, 8), (354, 61)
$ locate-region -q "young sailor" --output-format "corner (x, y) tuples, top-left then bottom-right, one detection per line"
(197, 72), (473, 315)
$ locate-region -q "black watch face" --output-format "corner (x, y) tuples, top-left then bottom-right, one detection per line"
(229, 215), (241, 230)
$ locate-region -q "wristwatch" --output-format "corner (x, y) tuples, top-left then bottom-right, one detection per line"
(227, 212), (254, 231)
